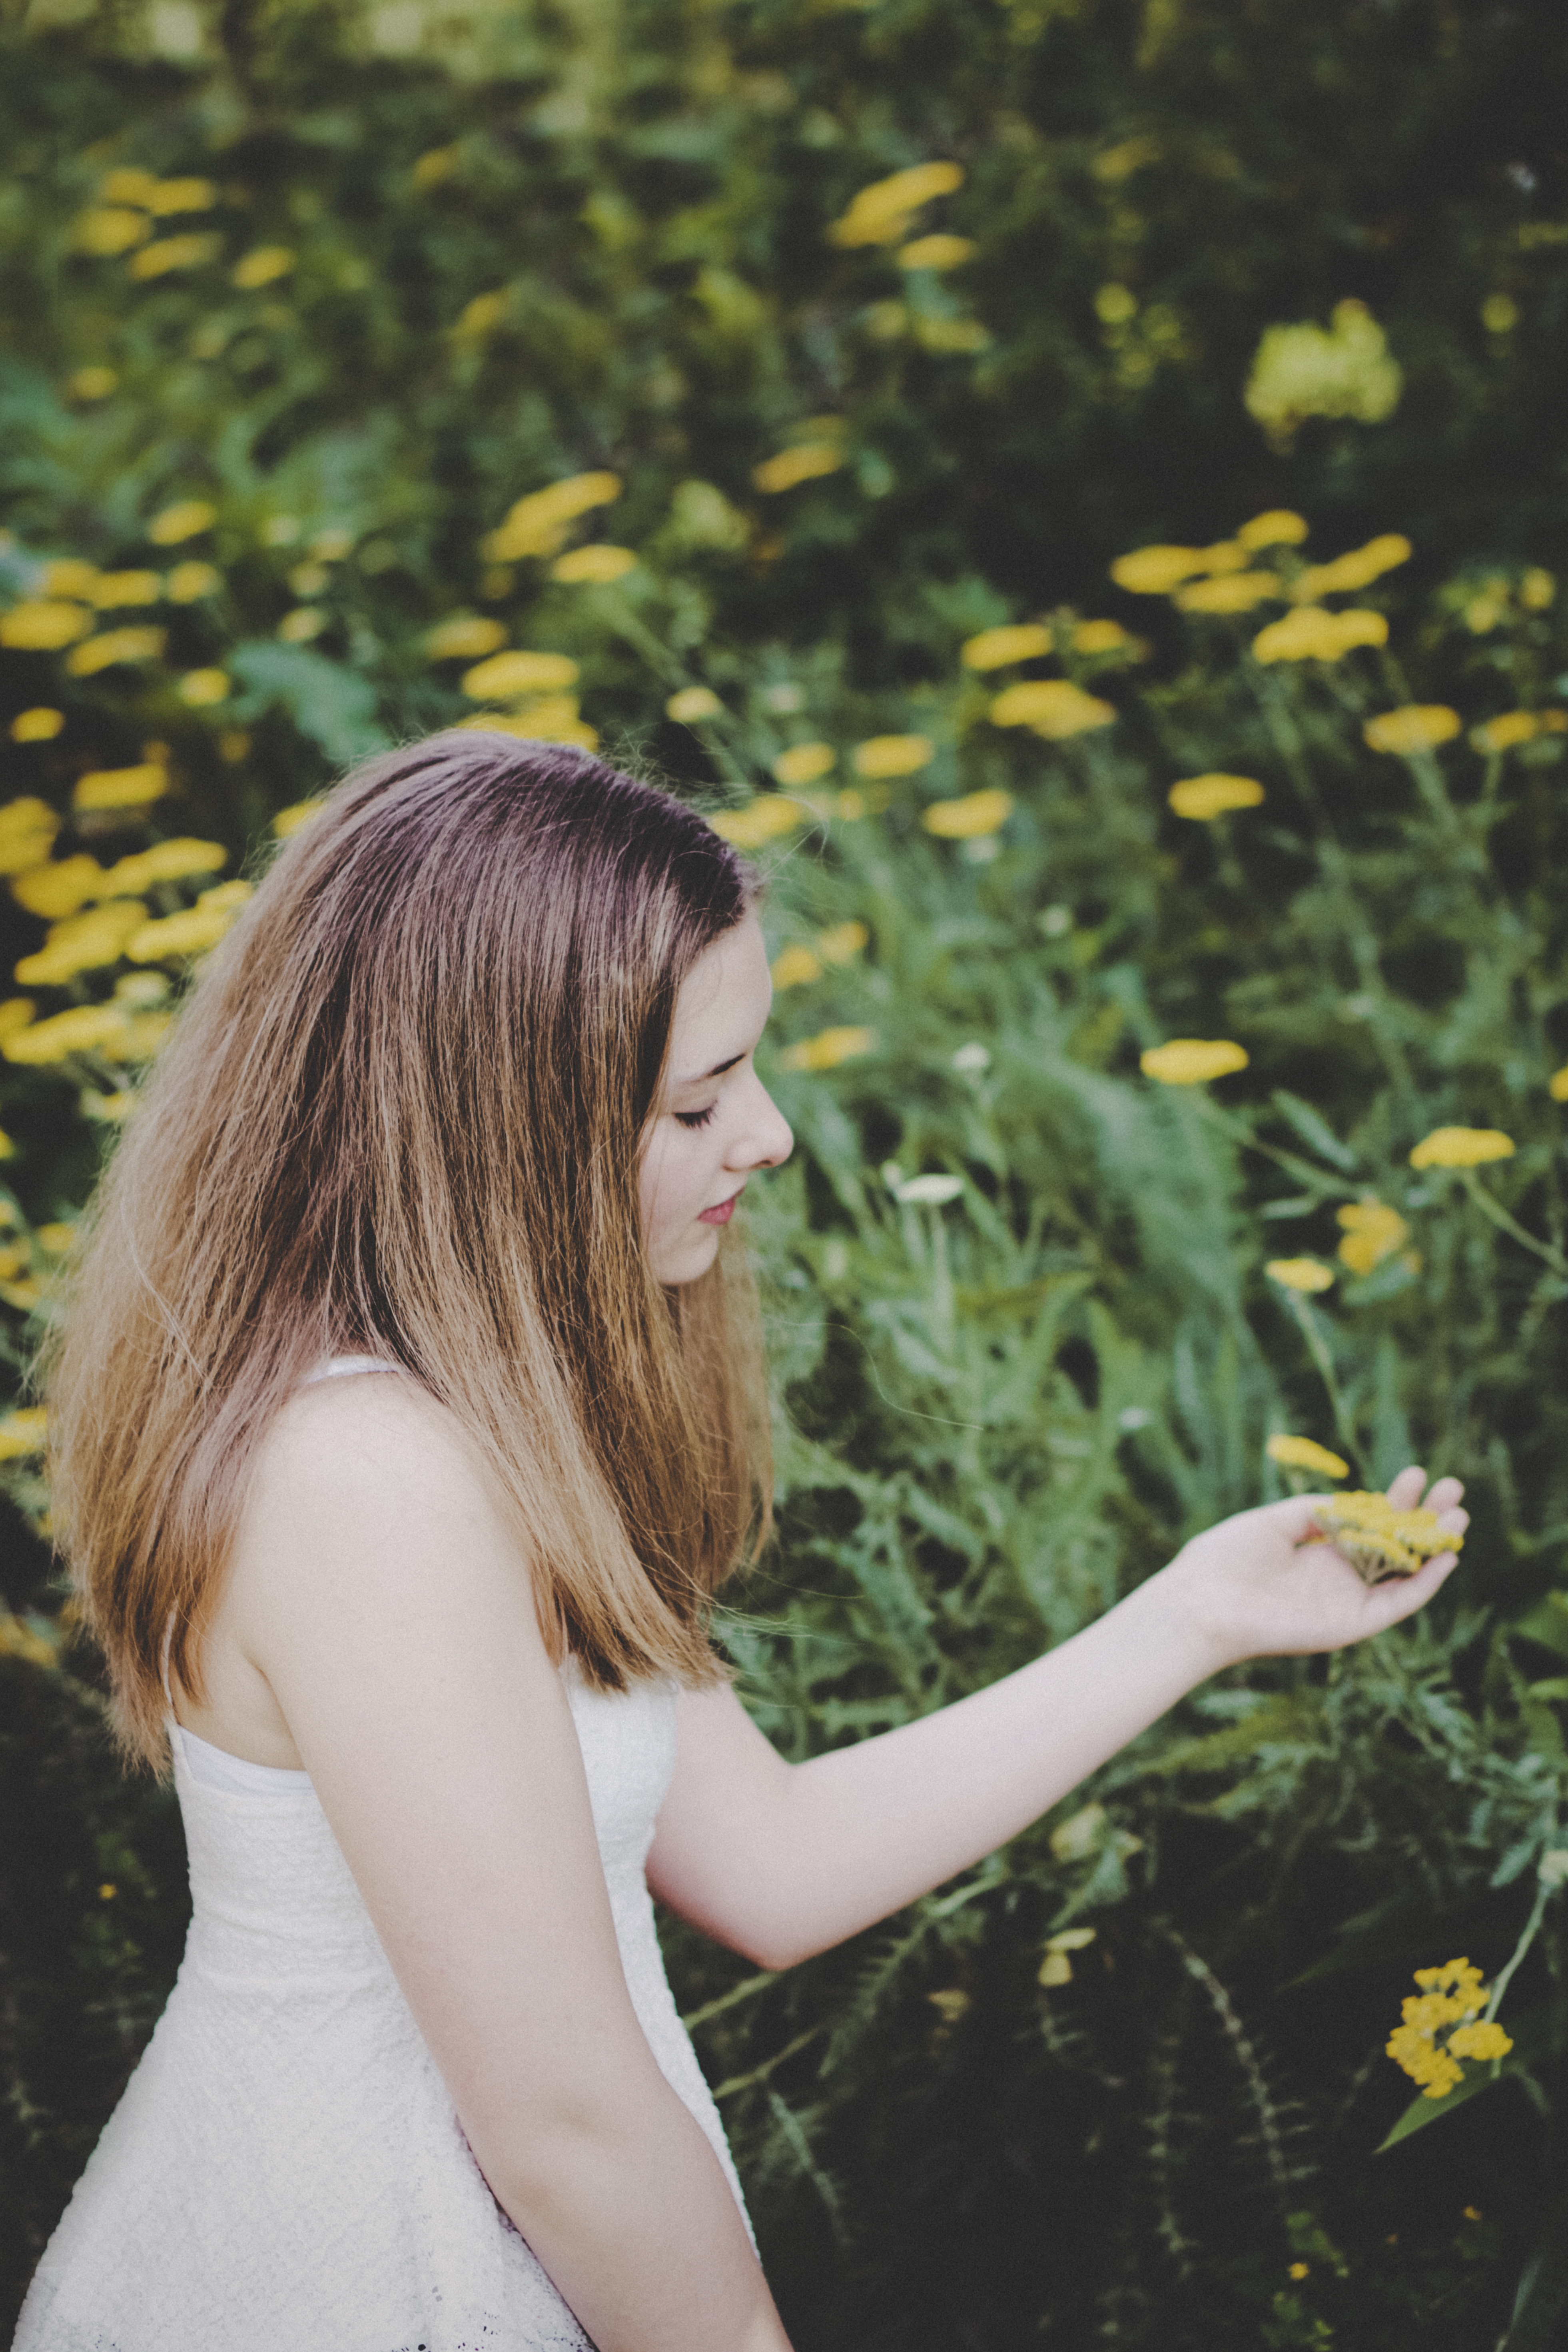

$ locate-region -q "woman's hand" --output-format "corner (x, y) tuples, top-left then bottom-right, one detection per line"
(1149, 1467), (1466, 1679)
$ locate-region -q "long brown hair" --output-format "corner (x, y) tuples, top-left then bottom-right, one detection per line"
(43, 731), (771, 1775)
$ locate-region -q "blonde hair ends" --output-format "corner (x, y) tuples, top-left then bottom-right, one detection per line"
(43, 733), (770, 1774)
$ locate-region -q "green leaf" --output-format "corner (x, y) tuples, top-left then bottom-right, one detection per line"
(227, 642), (389, 766)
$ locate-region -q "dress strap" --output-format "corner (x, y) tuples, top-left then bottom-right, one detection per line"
(299, 1355), (398, 1386)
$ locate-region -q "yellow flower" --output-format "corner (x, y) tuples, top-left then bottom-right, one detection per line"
(232, 246), (295, 289)
(1140, 1038), (1249, 1085)
(10, 856), (107, 920)
(273, 800), (324, 839)
(1317, 1492), (1462, 1581)
(1175, 571), (1281, 613)
(1049, 1803), (1106, 1861)
(454, 290), (508, 339)
(43, 561), (102, 599)
(1288, 2263), (1310, 2282)
(413, 145), (460, 188)
(1292, 534), (1412, 600)
(772, 743), (836, 788)
(460, 696), (596, 748)
(0, 999), (35, 1042)
(1336, 1198), (1409, 1274)
(708, 797), (811, 849)
(88, 570), (161, 609)
(0, 601), (94, 651)
(666, 686), (723, 723)
(1252, 606), (1388, 662)
(1387, 1959), (1501, 2097)
(1550, 1065), (1568, 1103)
(0, 1407), (48, 1458)
(10, 709), (64, 743)
(1266, 1434), (1350, 1479)
(2, 1001), (131, 1062)
(1450, 2021), (1512, 2062)
(195, 881), (252, 913)
(913, 316), (990, 354)
(1266, 1256), (1335, 1293)
(129, 234), (220, 279)
(778, 1025), (877, 1072)
(1470, 710), (1566, 754)
(1236, 510), (1310, 550)
(311, 529), (355, 562)
(989, 679), (1115, 737)
(460, 648), (578, 699)
(1168, 773), (1265, 820)
(277, 609), (325, 643)
(960, 623), (1054, 671)
(1363, 705), (1463, 755)
(148, 500), (216, 545)
(178, 669), (230, 707)
(35, 1223), (76, 1253)
(1110, 545), (1209, 595)
(896, 234), (976, 271)
(288, 562), (329, 599)
(481, 472), (622, 563)
(68, 365), (118, 400)
(1245, 300), (1402, 446)
(65, 627), (167, 675)
(14, 900), (149, 986)
(99, 167), (161, 206)
(74, 206), (152, 255)
(149, 177), (216, 216)
(816, 920), (868, 964)
(165, 561), (221, 603)
(0, 799), (62, 877)
(853, 734), (934, 779)
(1408, 1126), (1514, 1169)
(752, 443), (845, 494)
(1071, 619), (1137, 655)
(923, 788), (1014, 840)
(828, 162), (964, 248)
(551, 545), (637, 584)
(771, 944), (823, 990)
(1037, 1949), (1074, 1988)
(1520, 567), (1556, 610)
(102, 840), (227, 894)
(125, 899), (241, 962)
(72, 762), (169, 811)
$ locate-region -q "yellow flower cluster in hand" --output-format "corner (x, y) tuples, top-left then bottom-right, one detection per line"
(828, 162), (964, 248)
(1387, 1959), (1511, 2099)
(1337, 1198), (1409, 1274)
(989, 679), (1115, 737)
(481, 472), (621, 564)
(1266, 1434), (1349, 1479)
(1141, 1039), (1249, 1084)
(778, 1026), (877, 1072)
(922, 789), (1013, 840)
(1168, 774), (1264, 821)
(1266, 1256), (1335, 1293)
(1363, 705), (1462, 755)
(1315, 1491), (1462, 1583)
(1408, 1126), (1514, 1169)
(1252, 607), (1388, 663)
(1292, 534), (1411, 601)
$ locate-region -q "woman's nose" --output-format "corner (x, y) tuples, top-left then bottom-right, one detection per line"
(733, 1076), (794, 1170)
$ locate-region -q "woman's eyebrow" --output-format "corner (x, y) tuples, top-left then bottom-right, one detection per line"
(674, 1050), (745, 1087)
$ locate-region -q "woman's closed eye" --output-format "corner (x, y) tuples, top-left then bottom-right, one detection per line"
(674, 1104), (717, 1130)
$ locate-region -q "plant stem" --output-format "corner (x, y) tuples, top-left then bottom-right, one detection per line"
(1283, 1290), (1363, 1473)
(1485, 1863), (1559, 2026)
(1461, 1171), (1568, 1280)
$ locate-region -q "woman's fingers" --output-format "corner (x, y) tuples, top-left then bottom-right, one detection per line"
(1385, 1465), (1428, 1509)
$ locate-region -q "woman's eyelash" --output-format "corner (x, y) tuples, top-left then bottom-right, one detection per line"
(674, 1104), (717, 1130)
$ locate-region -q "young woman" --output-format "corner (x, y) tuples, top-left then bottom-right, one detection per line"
(15, 733), (1464, 2352)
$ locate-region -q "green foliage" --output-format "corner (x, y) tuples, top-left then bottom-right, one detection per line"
(3, 0), (1568, 2342)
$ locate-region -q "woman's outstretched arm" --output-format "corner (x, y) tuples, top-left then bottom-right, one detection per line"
(646, 1470), (1465, 1973)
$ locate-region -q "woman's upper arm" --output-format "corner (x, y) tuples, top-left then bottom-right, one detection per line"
(232, 1376), (666, 2189)
(645, 1681), (795, 1967)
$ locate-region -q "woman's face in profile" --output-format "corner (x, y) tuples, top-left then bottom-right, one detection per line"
(638, 910), (794, 1285)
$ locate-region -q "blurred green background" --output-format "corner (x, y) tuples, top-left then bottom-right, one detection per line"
(3, 0), (1568, 2343)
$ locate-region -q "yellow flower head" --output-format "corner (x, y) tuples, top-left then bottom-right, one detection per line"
(277, 609), (325, 643)
(2, 1001), (131, 1062)
(43, 561), (102, 599)
(0, 601), (94, 651)
(72, 762), (169, 812)
(709, 796), (812, 849)
(459, 648), (578, 699)
(10, 709), (65, 743)
(772, 743), (837, 788)
(1409, 1126), (1514, 1170)
(1168, 773), (1265, 821)
(989, 679), (1115, 737)
(770, 944), (823, 990)
(148, 499), (216, 545)
(125, 901), (242, 963)
(1336, 1198), (1409, 1274)
(166, 560), (221, 602)
(778, 1025), (877, 1072)
(852, 734), (933, 779)
(178, 668), (230, 707)
(454, 290), (508, 340)
(960, 623), (1053, 671)
(273, 800), (324, 839)
(129, 234), (220, 279)
(1363, 705), (1463, 755)
(68, 365), (118, 401)
(1236, 509), (1310, 551)
(424, 615), (507, 661)
(828, 162), (964, 248)
(752, 443), (844, 494)
(1292, 533), (1412, 600)
(14, 899), (149, 986)
(922, 788), (1013, 840)
(551, 545), (637, 584)
(10, 856), (106, 920)
(1141, 1038), (1249, 1085)
(0, 1407), (48, 1458)
(99, 167), (162, 206)
(1266, 1256), (1335, 1294)
(1317, 1492), (1462, 1581)
(75, 206), (152, 255)
(1253, 606), (1388, 663)
(1266, 1434), (1349, 1479)
(816, 920), (868, 965)
(1110, 545), (1208, 595)
(102, 839), (227, 894)
(1175, 571), (1281, 614)
(481, 471), (622, 563)
(666, 686), (723, 723)
(149, 177), (216, 216)
(66, 625), (168, 675)
(0, 799), (62, 877)
(232, 246), (295, 290)
(1072, 619), (1137, 655)
(88, 570), (161, 609)
(896, 234), (976, 272)
(1550, 1064), (1568, 1104)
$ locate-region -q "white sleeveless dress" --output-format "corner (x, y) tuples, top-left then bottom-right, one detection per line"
(14, 1361), (752, 2351)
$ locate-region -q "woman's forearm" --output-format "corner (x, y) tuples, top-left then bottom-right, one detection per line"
(756, 1569), (1217, 1969)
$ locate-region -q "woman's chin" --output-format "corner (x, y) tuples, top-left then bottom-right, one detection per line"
(652, 1225), (722, 1287)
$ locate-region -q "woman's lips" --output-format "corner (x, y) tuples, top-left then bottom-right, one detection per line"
(698, 1192), (740, 1226)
